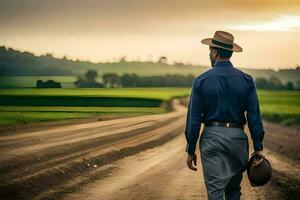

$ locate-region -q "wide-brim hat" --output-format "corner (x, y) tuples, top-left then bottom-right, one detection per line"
(201, 31), (243, 52)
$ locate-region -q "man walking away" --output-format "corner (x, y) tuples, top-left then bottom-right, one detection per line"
(184, 31), (265, 200)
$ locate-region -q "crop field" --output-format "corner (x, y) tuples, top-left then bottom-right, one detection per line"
(0, 88), (298, 126)
(0, 88), (190, 125)
(258, 90), (300, 126)
(0, 87), (191, 100)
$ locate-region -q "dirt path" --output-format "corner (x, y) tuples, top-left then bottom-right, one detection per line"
(0, 99), (299, 199)
(63, 131), (269, 200)
(63, 125), (298, 200)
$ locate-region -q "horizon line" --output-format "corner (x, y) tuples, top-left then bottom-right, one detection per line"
(1, 45), (299, 72)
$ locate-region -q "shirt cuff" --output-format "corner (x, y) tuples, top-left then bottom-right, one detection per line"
(253, 140), (263, 151)
(185, 143), (195, 155)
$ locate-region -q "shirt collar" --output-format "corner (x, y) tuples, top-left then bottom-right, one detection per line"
(213, 60), (233, 68)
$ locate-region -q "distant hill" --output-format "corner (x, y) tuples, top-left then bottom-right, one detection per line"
(0, 46), (299, 84)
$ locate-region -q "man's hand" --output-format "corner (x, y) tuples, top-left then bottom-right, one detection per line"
(253, 150), (265, 166)
(186, 153), (197, 171)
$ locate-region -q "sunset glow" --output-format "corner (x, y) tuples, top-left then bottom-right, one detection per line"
(0, 0), (300, 69)
(231, 15), (300, 32)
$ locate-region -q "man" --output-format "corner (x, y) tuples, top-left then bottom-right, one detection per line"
(184, 31), (265, 200)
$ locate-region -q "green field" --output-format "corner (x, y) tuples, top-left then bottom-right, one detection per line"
(0, 107), (165, 125)
(258, 90), (300, 126)
(0, 88), (191, 100)
(0, 88), (190, 126)
(0, 88), (299, 126)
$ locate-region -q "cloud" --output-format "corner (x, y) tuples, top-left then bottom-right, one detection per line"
(228, 15), (300, 32)
(0, 0), (299, 68)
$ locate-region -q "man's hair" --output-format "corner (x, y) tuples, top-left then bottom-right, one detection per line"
(211, 47), (233, 58)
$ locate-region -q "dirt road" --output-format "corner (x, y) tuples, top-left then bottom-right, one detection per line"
(0, 99), (299, 200)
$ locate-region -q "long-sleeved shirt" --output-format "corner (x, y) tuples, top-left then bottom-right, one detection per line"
(185, 60), (265, 155)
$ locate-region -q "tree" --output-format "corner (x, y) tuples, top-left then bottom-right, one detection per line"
(269, 76), (282, 89)
(119, 73), (194, 87)
(158, 56), (167, 63)
(85, 70), (98, 82)
(285, 81), (295, 90)
(296, 80), (300, 90)
(74, 69), (104, 88)
(255, 77), (270, 89)
(119, 56), (127, 62)
(102, 73), (120, 88)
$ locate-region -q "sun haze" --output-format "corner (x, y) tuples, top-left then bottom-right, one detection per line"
(0, 0), (299, 69)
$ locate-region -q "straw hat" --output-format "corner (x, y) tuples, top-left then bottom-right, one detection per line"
(201, 31), (243, 52)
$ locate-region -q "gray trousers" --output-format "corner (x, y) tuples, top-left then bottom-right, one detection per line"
(200, 126), (249, 200)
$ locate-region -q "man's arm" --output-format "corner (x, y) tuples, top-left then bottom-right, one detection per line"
(184, 79), (203, 155)
(246, 76), (265, 151)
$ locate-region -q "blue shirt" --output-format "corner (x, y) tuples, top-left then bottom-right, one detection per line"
(185, 60), (265, 155)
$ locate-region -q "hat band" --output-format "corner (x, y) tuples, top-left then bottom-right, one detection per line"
(212, 39), (233, 49)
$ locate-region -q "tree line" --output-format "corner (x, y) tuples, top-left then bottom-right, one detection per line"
(2, 45), (300, 88)
(73, 70), (299, 90)
(36, 69), (299, 90)
(74, 70), (195, 88)
(0, 46), (192, 76)
(255, 76), (299, 90)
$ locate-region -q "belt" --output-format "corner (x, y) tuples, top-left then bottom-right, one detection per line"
(204, 122), (245, 130)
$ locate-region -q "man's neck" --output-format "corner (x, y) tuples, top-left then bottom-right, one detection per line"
(212, 58), (231, 68)
(216, 58), (230, 62)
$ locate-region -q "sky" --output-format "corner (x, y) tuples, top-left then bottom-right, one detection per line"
(0, 0), (300, 70)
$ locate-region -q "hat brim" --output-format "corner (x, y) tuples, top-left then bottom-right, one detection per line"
(201, 38), (243, 52)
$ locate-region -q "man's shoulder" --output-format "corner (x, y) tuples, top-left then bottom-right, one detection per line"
(194, 68), (215, 82)
(193, 65), (255, 83)
(240, 70), (254, 82)
(232, 67), (254, 81)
